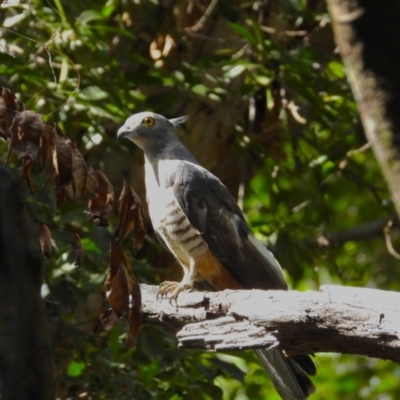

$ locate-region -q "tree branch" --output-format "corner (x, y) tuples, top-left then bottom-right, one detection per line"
(140, 284), (400, 362)
(302, 216), (398, 249)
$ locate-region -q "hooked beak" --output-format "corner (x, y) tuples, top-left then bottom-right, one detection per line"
(117, 125), (130, 139)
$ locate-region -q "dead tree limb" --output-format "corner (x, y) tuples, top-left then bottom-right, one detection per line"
(140, 284), (400, 362)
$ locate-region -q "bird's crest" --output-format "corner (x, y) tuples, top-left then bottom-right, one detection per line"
(169, 116), (188, 127)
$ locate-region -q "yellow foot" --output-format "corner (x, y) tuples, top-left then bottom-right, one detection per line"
(157, 281), (194, 303)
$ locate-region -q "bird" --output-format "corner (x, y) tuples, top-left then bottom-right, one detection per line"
(118, 112), (316, 400)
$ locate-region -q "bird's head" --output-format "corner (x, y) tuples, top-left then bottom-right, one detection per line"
(117, 112), (187, 153)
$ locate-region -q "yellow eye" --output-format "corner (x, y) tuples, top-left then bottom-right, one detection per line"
(142, 116), (155, 127)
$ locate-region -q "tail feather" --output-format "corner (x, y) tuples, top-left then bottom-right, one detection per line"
(255, 349), (315, 400)
(291, 354), (317, 376)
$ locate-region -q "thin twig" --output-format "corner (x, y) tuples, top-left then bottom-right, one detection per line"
(384, 219), (400, 260)
(260, 26), (308, 37)
(346, 142), (371, 157)
(184, 0), (218, 33)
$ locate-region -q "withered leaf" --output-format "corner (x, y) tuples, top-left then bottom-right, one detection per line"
(98, 303), (119, 332)
(0, 97), (7, 139)
(37, 124), (53, 171)
(114, 180), (146, 251)
(21, 158), (36, 194)
(99, 242), (141, 346)
(39, 223), (52, 258)
(56, 184), (73, 210)
(52, 125), (74, 187)
(7, 110), (44, 163)
(71, 149), (98, 202)
(51, 126), (77, 209)
(86, 169), (114, 226)
(71, 232), (83, 266)
(0, 87), (21, 138)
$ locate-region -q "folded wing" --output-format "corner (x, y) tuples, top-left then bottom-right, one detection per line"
(169, 160), (287, 291)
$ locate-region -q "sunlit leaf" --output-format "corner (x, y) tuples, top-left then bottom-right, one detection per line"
(67, 361), (86, 377)
(76, 10), (104, 25)
(78, 86), (109, 101)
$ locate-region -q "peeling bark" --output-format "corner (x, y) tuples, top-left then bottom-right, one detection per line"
(141, 284), (400, 362)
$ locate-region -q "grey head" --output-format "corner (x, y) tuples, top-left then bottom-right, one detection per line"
(118, 112), (187, 156)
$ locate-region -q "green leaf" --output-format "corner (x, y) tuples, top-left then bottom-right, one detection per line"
(109, 324), (121, 361)
(76, 10), (104, 25)
(78, 86), (109, 101)
(192, 84), (209, 97)
(139, 360), (161, 385)
(255, 75), (272, 86)
(169, 395), (183, 400)
(224, 65), (245, 79)
(101, 5), (116, 18)
(328, 61), (346, 78)
(229, 23), (257, 45)
(67, 361), (85, 377)
(80, 238), (101, 254)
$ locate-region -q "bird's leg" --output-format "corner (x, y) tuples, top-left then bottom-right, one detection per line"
(157, 259), (196, 303)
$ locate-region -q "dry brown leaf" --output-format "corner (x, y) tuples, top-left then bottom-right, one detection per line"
(51, 125), (99, 205)
(0, 87), (107, 210)
(52, 125), (74, 187)
(98, 303), (119, 332)
(70, 147), (85, 195)
(71, 149), (99, 202)
(0, 96), (7, 139)
(21, 158), (36, 194)
(86, 169), (114, 226)
(85, 165), (99, 199)
(42, 167), (57, 189)
(51, 126), (76, 209)
(39, 223), (52, 258)
(99, 242), (142, 346)
(114, 180), (146, 251)
(37, 124), (54, 171)
(71, 232), (83, 266)
(0, 87), (22, 139)
(56, 184), (73, 210)
(7, 110), (44, 162)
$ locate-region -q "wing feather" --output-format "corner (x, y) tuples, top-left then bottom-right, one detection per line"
(170, 161), (287, 290)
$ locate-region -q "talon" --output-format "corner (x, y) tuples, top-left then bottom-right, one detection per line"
(157, 280), (195, 303)
(169, 295), (178, 307)
(157, 281), (179, 300)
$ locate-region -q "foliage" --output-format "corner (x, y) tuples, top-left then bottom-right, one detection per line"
(1, 0), (399, 399)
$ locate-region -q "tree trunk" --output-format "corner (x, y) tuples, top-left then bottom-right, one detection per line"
(0, 163), (54, 400)
(327, 0), (400, 218)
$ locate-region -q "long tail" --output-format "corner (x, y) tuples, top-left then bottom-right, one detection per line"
(255, 349), (316, 400)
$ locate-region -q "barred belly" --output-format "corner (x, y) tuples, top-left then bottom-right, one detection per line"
(148, 189), (208, 267)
